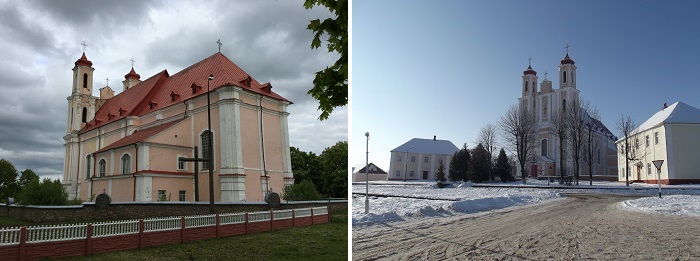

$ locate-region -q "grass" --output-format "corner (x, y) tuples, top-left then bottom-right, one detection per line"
(62, 212), (348, 261)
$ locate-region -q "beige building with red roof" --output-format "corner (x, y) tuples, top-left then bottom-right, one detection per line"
(63, 51), (293, 202)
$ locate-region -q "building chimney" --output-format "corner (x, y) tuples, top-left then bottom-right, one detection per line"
(433, 135), (436, 141)
(663, 102), (668, 109)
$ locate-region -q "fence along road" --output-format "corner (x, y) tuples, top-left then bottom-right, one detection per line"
(0, 206), (329, 261)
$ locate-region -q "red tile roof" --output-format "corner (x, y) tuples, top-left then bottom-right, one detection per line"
(523, 65), (537, 75)
(75, 52), (93, 67)
(124, 67), (141, 80)
(80, 52), (290, 134)
(94, 118), (185, 154)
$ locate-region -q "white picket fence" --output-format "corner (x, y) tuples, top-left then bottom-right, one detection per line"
(92, 219), (139, 238)
(27, 224), (87, 243)
(0, 227), (20, 246)
(0, 206), (328, 245)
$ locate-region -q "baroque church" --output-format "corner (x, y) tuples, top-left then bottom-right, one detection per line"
(518, 53), (618, 179)
(63, 49), (294, 202)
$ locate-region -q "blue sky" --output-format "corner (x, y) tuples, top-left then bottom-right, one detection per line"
(350, 1), (700, 171)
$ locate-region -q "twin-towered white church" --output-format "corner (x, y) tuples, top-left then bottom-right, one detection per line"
(518, 53), (618, 179)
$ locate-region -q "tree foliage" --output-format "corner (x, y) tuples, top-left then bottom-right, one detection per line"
(18, 169), (39, 190)
(448, 144), (470, 182)
(16, 178), (68, 206)
(494, 149), (513, 182)
(499, 105), (537, 184)
(304, 0), (348, 120)
(468, 143), (491, 183)
(478, 124), (498, 182)
(0, 159), (19, 202)
(283, 181), (322, 201)
(435, 160), (446, 182)
(290, 141), (347, 198)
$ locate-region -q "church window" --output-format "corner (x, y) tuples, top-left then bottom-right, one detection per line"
(121, 154), (131, 174)
(177, 156), (186, 170)
(563, 71), (567, 83)
(82, 107), (87, 123)
(647, 163), (652, 175)
(99, 159), (106, 177)
(525, 81), (528, 91)
(83, 73), (88, 88)
(645, 135), (649, 147)
(201, 130), (213, 170)
(179, 190), (186, 201)
(397, 155), (402, 162)
(85, 155), (91, 179)
(424, 157), (429, 163)
(541, 139), (548, 157)
(562, 99), (567, 113)
(411, 156), (415, 162)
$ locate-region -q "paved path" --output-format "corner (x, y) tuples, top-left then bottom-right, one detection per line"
(352, 194), (700, 260)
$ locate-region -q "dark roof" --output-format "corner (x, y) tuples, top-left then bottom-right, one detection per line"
(355, 163), (387, 174)
(560, 53), (575, 65)
(523, 65), (537, 75)
(391, 138), (459, 155)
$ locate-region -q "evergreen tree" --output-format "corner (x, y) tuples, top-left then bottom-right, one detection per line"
(468, 143), (490, 183)
(435, 160), (446, 182)
(16, 178), (68, 206)
(494, 148), (513, 182)
(0, 159), (19, 202)
(448, 144), (470, 182)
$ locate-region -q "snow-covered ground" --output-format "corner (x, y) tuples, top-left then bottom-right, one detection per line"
(352, 180), (700, 226)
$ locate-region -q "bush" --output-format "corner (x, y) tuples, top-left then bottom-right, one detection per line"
(16, 178), (68, 205)
(283, 181), (322, 201)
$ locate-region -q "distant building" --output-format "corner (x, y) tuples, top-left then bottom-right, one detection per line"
(616, 101), (700, 184)
(388, 137), (459, 181)
(352, 163), (388, 182)
(519, 53), (618, 179)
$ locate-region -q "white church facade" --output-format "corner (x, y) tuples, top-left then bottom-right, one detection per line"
(518, 53), (618, 180)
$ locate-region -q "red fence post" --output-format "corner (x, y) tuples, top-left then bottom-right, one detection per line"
(18, 226), (26, 261)
(292, 208), (296, 227)
(138, 219), (145, 249)
(86, 223), (93, 256)
(311, 208), (314, 225)
(215, 214), (220, 238)
(180, 216), (185, 244)
(244, 212), (248, 234)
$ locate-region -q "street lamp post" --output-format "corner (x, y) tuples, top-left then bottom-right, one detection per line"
(403, 146), (414, 182)
(652, 160), (664, 198)
(365, 132), (370, 214)
(207, 74), (215, 214)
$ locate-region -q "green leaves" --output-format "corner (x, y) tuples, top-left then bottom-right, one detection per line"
(304, 0), (348, 120)
(290, 141), (347, 198)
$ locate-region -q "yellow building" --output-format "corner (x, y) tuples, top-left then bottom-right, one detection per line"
(388, 137), (458, 181)
(616, 101), (700, 184)
(63, 51), (294, 202)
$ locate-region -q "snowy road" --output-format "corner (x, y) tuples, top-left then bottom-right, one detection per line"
(352, 194), (700, 260)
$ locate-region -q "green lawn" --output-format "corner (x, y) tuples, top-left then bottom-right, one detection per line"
(63, 213), (348, 261)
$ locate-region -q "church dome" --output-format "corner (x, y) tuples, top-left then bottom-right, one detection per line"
(523, 65), (537, 75)
(124, 67), (141, 80)
(74, 52), (93, 67)
(560, 53), (575, 65)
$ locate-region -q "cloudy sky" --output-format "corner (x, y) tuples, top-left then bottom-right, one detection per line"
(352, 0), (700, 172)
(0, 0), (347, 180)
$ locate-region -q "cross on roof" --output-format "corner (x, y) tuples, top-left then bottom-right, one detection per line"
(81, 41), (87, 53)
(217, 39), (222, 52)
(130, 58), (135, 67)
(565, 44), (570, 54)
(105, 77), (109, 86)
(544, 72), (548, 79)
(528, 57), (532, 66)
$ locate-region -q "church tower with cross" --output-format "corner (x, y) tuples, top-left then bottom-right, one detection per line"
(516, 48), (618, 180)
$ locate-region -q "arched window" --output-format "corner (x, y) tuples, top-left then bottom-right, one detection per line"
(99, 159), (106, 177)
(562, 70), (567, 83)
(82, 107), (87, 123)
(85, 155), (91, 179)
(541, 139), (548, 157)
(562, 99), (567, 113)
(201, 130), (213, 170)
(525, 81), (528, 91)
(121, 154), (131, 174)
(83, 73), (88, 88)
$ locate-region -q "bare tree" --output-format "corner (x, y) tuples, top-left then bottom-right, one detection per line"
(499, 105), (537, 184)
(478, 124), (498, 182)
(550, 111), (568, 184)
(617, 114), (639, 186)
(566, 99), (587, 185)
(583, 106), (601, 186)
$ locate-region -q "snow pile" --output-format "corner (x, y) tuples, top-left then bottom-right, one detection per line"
(352, 184), (562, 226)
(620, 195), (700, 217)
